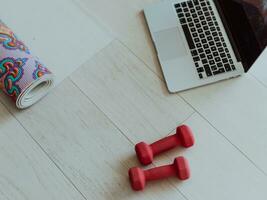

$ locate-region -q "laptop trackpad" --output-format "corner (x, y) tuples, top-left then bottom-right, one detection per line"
(154, 28), (187, 61)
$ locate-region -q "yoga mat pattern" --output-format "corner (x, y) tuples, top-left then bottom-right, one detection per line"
(0, 21), (54, 109)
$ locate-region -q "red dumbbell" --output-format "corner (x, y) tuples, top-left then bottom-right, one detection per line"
(129, 156), (190, 191)
(135, 125), (194, 165)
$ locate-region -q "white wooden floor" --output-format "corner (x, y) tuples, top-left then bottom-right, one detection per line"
(1, 0), (267, 199)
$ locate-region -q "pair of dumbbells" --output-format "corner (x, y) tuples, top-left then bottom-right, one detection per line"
(129, 125), (195, 191)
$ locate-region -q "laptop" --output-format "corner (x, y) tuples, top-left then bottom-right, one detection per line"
(144, 0), (267, 92)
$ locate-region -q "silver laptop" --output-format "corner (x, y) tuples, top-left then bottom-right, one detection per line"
(144, 0), (267, 92)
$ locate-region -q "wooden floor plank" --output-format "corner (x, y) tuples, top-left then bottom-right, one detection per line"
(2, 79), (186, 200)
(71, 40), (194, 143)
(154, 113), (267, 200)
(0, 0), (113, 83)
(249, 49), (267, 87)
(72, 0), (163, 76)
(181, 74), (267, 173)
(70, 40), (267, 198)
(0, 101), (86, 200)
(1, 1), (267, 198)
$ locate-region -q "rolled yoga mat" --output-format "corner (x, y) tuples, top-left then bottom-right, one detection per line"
(0, 21), (54, 109)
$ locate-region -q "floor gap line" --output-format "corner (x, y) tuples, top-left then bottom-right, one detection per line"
(0, 101), (89, 200)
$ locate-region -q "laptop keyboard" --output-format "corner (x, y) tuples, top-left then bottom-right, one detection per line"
(174, 0), (236, 79)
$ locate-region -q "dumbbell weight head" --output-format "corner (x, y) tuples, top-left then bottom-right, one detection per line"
(174, 156), (191, 180)
(135, 125), (194, 165)
(129, 157), (190, 191)
(128, 167), (146, 191)
(135, 142), (153, 166)
(176, 125), (195, 148)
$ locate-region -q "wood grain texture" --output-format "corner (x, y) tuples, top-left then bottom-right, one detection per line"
(181, 74), (267, 173)
(1, 79), (187, 200)
(0, 101), (86, 200)
(249, 49), (267, 86)
(154, 113), (267, 200)
(71, 40), (194, 143)
(0, 0), (113, 83)
(71, 41), (267, 199)
(72, 0), (164, 76)
(1, 0), (267, 199)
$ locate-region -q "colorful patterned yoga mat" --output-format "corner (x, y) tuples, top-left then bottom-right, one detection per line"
(0, 21), (54, 109)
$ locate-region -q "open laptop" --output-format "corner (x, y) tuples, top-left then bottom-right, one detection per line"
(144, 0), (267, 92)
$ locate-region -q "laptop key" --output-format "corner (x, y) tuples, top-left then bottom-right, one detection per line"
(218, 47), (224, 52)
(194, 0), (199, 5)
(209, 60), (215, 65)
(200, 53), (206, 58)
(222, 58), (228, 63)
(201, 39), (207, 43)
(204, 65), (212, 76)
(191, 27), (196, 32)
(205, 49), (211, 54)
(207, 54), (212, 59)
(200, 33), (205, 38)
(188, 1), (194, 8)
(231, 65), (236, 70)
(207, 36), (212, 40)
(194, 38), (200, 42)
(192, 50), (198, 56)
(193, 56), (200, 62)
(211, 65), (217, 71)
(220, 53), (226, 58)
(202, 58), (208, 64)
(219, 68), (225, 73)
(213, 70), (223, 75)
(178, 13), (184, 18)
(225, 64), (231, 71)
(197, 67), (204, 73)
(215, 57), (220, 62)
(218, 62), (223, 68)
(180, 18), (186, 24)
(198, 48), (204, 53)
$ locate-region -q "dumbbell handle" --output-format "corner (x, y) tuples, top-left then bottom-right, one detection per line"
(150, 134), (180, 156)
(144, 163), (176, 181)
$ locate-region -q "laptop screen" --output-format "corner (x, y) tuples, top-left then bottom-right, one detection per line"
(216, 0), (267, 72)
